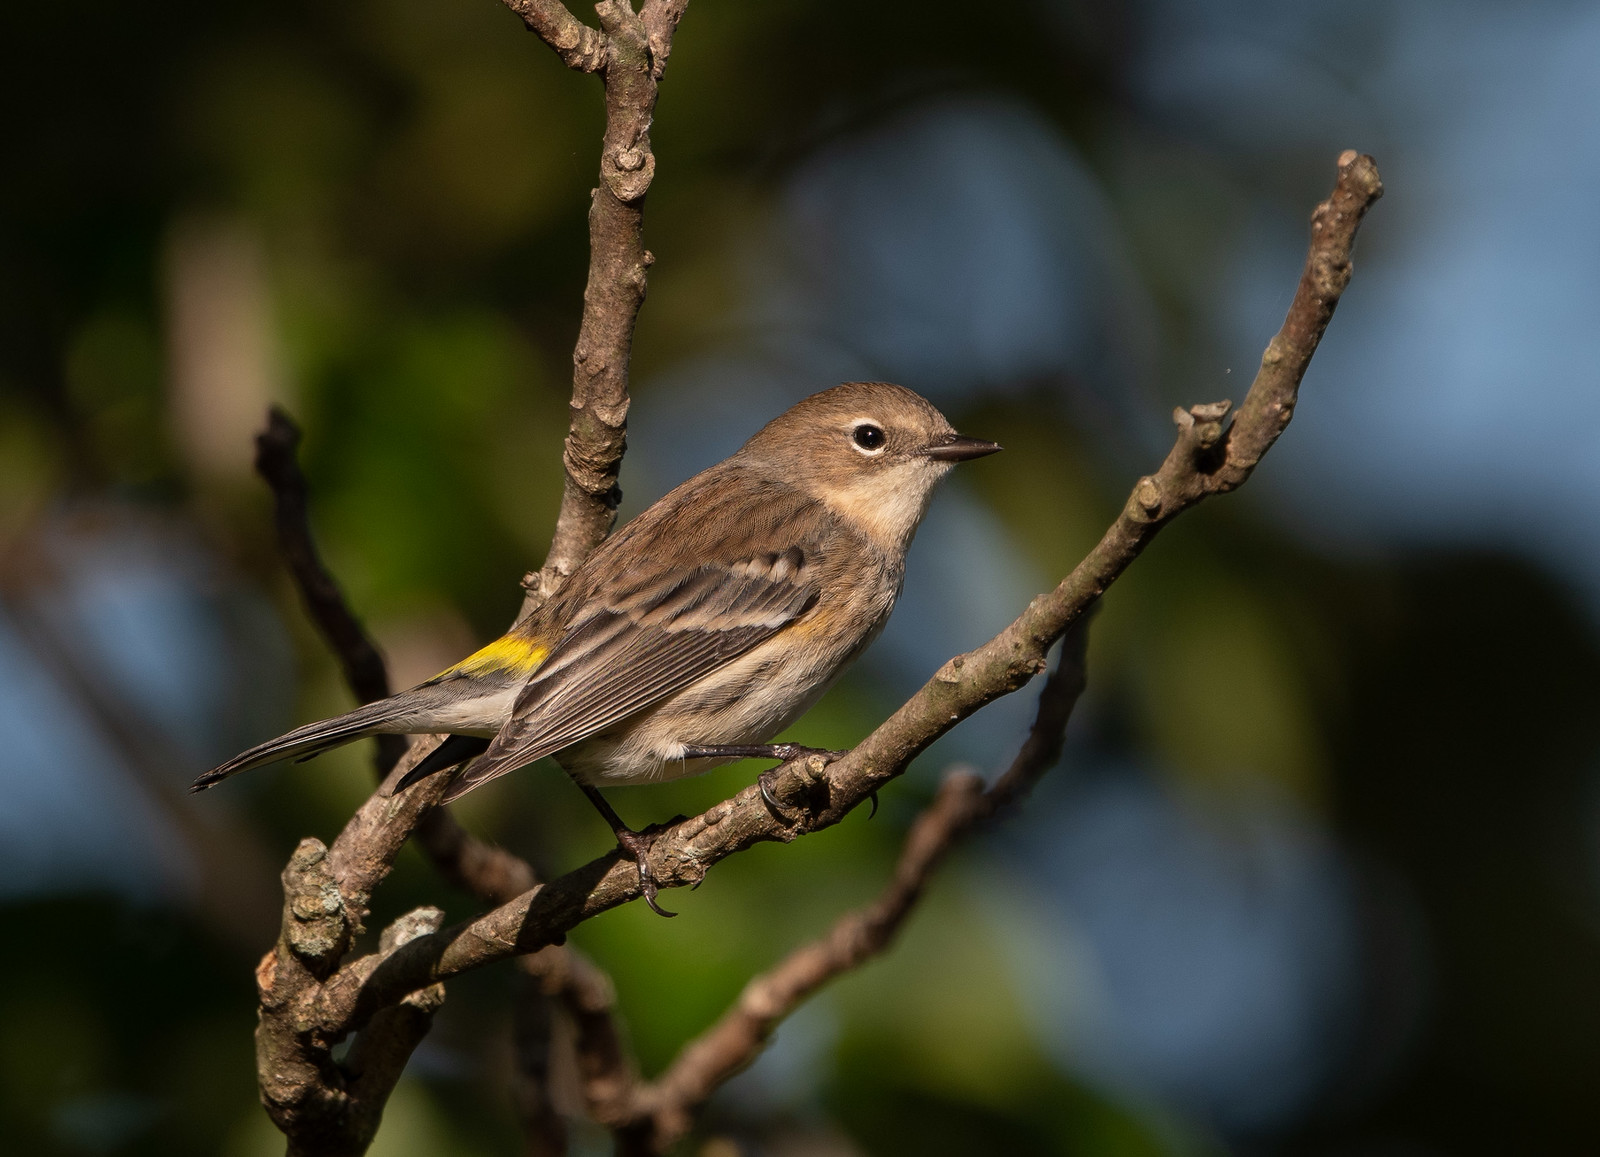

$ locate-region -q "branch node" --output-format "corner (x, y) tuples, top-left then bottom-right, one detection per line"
(509, 0), (608, 72)
(1188, 399), (1233, 423)
(1171, 399), (1233, 467)
(593, 0), (638, 37)
(604, 154), (657, 202)
(281, 838), (353, 972)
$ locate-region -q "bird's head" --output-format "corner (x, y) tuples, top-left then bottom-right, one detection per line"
(738, 381), (1001, 553)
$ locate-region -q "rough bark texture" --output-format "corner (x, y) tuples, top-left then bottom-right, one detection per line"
(515, 0), (690, 620)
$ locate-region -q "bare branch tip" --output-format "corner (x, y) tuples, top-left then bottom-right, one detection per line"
(1336, 150), (1384, 201)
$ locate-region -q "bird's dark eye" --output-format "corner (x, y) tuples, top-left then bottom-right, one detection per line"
(852, 423), (886, 451)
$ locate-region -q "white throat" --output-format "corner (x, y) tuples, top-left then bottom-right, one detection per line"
(815, 459), (950, 555)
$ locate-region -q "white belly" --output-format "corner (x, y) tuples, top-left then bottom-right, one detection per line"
(557, 608), (890, 786)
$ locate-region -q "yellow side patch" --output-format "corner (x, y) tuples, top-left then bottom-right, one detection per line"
(442, 635), (550, 678)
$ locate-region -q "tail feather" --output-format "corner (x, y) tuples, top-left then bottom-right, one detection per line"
(190, 698), (409, 792)
(390, 734), (491, 795)
(439, 749), (522, 805)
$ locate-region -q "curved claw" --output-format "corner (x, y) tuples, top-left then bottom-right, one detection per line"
(641, 882), (677, 919)
(615, 829), (677, 918)
(866, 791), (879, 820)
(758, 767), (799, 823)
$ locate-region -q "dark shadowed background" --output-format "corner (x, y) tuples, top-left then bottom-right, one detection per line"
(4, 1), (1599, 1154)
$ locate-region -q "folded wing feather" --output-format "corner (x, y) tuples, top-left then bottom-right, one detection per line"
(438, 548), (819, 802)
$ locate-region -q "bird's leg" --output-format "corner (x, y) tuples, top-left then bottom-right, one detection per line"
(680, 743), (851, 822)
(576, 782), (676, 918)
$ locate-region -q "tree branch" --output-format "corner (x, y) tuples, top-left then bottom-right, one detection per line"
(520, 944), (641, 1126)
(254, 409), (405, 774)
(331, 908), (448, 1154)
(514, 0), (689, 619)
(504, 0), (607, 73)
(632, 625), (1091, 1151)
(306, 150), (1382, 1037)
(256, 844), (444, 1157)
(254, 410), (391, 709)
(510, 966), (570, 1157)
(256, 405), (546, 913)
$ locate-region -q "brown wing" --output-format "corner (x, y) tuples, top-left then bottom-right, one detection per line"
(439, 544), (819, 802)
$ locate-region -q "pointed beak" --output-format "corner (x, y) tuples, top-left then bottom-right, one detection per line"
(924, 433), (1003, 462)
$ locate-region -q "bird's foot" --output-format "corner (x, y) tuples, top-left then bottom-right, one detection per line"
(757, 746), (846, 823)
(613, 826), (676, 918)
(681, 743), (847, 823)
(757, 765), (797, 820)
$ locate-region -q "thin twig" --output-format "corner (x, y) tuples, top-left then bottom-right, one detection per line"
(521, 944), (641, 1125)
(305, 153), (1383, 1035)
(254, 408), (405, 776)
(254, 410), (389, 706)
(255, 407), (545, 908)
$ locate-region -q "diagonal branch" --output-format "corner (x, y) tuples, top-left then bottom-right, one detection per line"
(309, 151), (1383, 1037)
(504, 1), (607, 73)
(254, 409), (404, 775)
(631, 624), (1091, 1151)
(254, 409), (392, 709)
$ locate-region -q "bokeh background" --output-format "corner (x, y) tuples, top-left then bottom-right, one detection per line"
(4, 1), (1600, 1154)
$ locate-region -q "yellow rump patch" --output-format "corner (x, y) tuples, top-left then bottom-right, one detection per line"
(443, 635), (550, 678)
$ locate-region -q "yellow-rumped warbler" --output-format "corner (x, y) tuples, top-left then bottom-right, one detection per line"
(193, 382), (999, 911)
